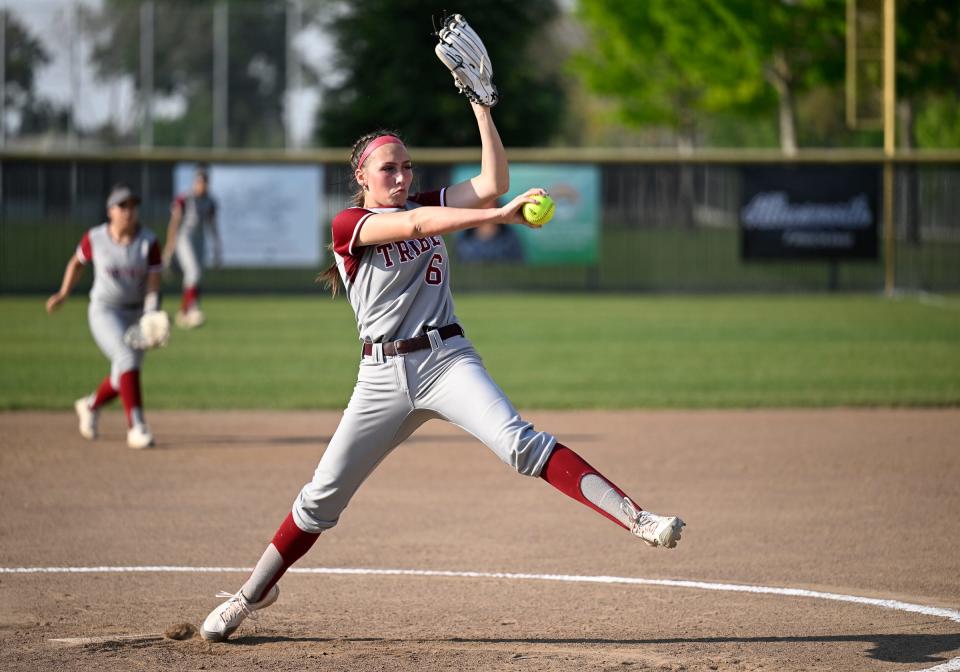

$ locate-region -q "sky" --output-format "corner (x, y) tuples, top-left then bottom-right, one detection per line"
(5, 0), (334, 146)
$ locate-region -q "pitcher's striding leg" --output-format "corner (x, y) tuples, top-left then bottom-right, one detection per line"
(540, 444), (685, 548)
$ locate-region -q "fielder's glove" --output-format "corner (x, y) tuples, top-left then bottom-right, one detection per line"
(123, 311), (171, 350)
(435, 14), (498, 107)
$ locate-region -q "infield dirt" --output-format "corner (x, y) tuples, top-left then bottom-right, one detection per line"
(1, 409), (958, 671)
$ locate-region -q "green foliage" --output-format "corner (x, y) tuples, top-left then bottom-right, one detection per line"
(570, 0), (960, 149)
(314, 0), (566, 147)
(1, 8), (66, 135)
(571, 1), (739, 135)
(1, 9), (49, 102)
(897, 0), (960, 148)
(153, 94), (215, 148)
(736, 0), (847, 89)
(85, 0), (289, 147)
(572, 0), (846, 147)
(794, 84), (882, 148)
(897, 0), (960, 100)
(2, 294), (959, 410)
(916, 94), (960, 148)
(700, 111), (779, 148)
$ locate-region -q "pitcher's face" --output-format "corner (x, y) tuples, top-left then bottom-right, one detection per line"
(357, 143), (413, 208)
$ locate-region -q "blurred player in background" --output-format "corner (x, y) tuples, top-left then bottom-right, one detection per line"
(455, 198), (525, 263)
(46, 184), (161, 449)
(163, 165), (221, 329)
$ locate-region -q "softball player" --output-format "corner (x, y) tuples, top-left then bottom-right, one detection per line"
(46, 184), (162, 449)
(200, 102), (684, 642)
(162, 166), (220, 329)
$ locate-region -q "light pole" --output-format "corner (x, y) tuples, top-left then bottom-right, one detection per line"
(882, 0), (895, 296)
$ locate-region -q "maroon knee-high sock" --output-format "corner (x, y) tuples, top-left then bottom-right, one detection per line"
(181, 285), (199, 313)
(242, 512), (319, 603)
(90, 376), (118, 409)
(118, 370), (143, 428)
(539, 443), (636, 530)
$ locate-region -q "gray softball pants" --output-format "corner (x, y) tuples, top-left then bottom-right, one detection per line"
(175, 233), (203, 287)
(292, 336), (556, 533)
(88, 301), (144, 387)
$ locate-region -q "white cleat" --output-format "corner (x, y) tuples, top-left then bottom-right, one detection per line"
(176, 308), (205, 329)
(622, 498), (685, 548)
(74, 398), (98, 440)
(127, 424), (155, 449)
(201, 585), (280, 642)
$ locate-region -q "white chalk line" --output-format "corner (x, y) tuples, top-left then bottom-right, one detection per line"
(4, 566), (958, 671)
(50, 633), (165, 646)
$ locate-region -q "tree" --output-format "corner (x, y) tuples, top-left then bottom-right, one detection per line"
(896, 0), (960, 149)
(892, 0), (960, 243)
(85, 0), (292, 147)
(570, 2), (763, 226)
(314, 0), (566, 148)
(572, 0), (846, 153)
(572, 1), (772, 148)
(715, 0), (846, 153)
(2, 9), (54, 137)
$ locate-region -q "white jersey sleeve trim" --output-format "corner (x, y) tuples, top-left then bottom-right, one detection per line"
(347, 211), (375, 257)
(75, 246), (90, 265)
(440, 186), (447, 207)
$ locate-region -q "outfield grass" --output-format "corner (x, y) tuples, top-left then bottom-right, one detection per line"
(1, 293), (958, 410)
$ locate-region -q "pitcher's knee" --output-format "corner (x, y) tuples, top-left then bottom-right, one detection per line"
(110, 361), (141, 388)
(291, 481), (351, 534)
(292, 502), (339, 534)
(499, 425), (556, 477)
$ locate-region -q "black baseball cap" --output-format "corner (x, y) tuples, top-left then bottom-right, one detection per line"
(106, 184), (141, 209)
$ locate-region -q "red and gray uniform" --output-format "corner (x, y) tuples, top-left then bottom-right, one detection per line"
(172, 193), (217, 287)
(335, 190), (458, 342)
(287, 189), (556, 534)
(233, 189), (681, 608)
(76, 224), (162, 386)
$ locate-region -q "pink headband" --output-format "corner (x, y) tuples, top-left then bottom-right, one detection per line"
(356, 135), (405, 169)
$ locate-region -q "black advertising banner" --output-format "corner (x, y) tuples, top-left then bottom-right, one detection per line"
(740, 164), (880, 260)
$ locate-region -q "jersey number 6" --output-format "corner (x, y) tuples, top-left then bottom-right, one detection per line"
(425, 254), (444, 285)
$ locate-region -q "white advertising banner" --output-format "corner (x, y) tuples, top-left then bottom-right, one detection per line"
(173, 163), (324, 267)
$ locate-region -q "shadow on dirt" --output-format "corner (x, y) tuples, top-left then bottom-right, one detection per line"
(76, 628), (955, 667)
(438, 633), (960, 665)
(155, 433), (598, 449)
(226, 632), (960, 665)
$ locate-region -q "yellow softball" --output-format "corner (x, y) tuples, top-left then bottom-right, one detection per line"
(522, 194), (556, 228)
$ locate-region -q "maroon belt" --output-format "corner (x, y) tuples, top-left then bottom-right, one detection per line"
(362, 323), (464, 358)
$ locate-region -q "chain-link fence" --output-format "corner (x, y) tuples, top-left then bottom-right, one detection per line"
(2, 152), (958, 295)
